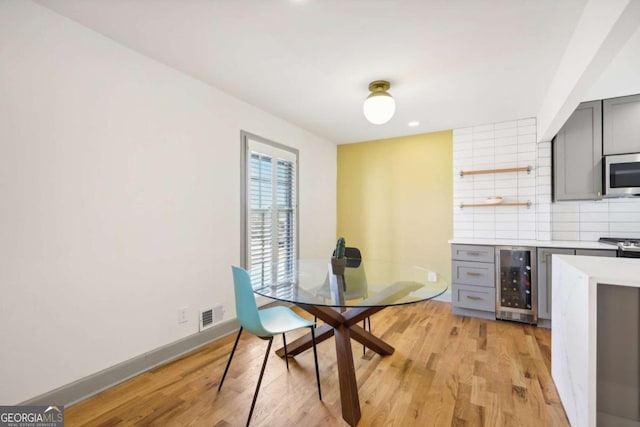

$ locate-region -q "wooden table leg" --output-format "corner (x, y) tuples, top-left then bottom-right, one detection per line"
(274, 304), (395, 426)
(348, 324), (394, 355)
(333, 322), (361, 426)
(275, 323), (334, 357)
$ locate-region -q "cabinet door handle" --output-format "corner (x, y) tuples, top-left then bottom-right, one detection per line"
(466, 272), (482, 276)
(466, 251), (481, 256)
(466, 296), (482, 300)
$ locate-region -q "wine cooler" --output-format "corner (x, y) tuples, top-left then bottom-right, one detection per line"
(495, 246), (537, 324)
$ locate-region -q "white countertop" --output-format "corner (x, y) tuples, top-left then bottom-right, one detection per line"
(551, 254), (640, 427)
(553, 254), (640, 288)
(448, 238), (616, 250)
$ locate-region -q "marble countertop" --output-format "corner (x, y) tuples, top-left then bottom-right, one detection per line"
(551, 254), (640, 427)
(553, 254), (640, 288)
(448, 238), (616, 250)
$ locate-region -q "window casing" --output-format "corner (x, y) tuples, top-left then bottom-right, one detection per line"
(241, 132), (298, 289)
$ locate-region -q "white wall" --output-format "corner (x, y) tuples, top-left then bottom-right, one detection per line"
(0, 1), (336, 404)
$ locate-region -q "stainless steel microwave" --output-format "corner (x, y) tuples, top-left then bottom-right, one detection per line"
(604, 153), (640, 197)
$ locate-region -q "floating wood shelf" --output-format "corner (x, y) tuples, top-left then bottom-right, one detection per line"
(459, 201), (532, 209)
(460, 165), (531, 177)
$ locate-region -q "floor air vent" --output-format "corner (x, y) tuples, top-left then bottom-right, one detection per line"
(200, 305), (224, 331)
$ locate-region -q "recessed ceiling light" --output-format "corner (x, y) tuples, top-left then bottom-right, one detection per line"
(408, 121), (420, 127)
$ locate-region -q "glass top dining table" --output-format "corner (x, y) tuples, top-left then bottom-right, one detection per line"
(252, 258), (448, 308)
(251, 257), (448, 427)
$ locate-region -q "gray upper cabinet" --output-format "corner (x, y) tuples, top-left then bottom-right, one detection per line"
(553, 100), (603, 201)
(603, 94), (640, 155)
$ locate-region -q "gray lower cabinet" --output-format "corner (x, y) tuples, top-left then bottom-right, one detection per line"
(537, 247), (617, 320)
(451, 244), (495, 316)
(553, 100), (603, 201)
(537, 247), (575, 320)
(575, 249), (616, 257)
(603, 94), (640, 155)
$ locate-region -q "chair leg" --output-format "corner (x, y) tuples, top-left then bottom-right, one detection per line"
(246, 337), (273, 427)
(282, 333), (289, 371)
(362, 317), (372, 356)
(310, 326), (322, 401)
(218, 327), (243, 392)
(362, 318), (367, 355)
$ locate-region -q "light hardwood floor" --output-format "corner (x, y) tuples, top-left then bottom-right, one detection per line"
(65, 301), (569, 426)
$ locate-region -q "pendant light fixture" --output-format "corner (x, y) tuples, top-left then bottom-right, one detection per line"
(363, 80), (395, 125)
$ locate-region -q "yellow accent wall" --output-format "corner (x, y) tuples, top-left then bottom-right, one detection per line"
(337, 130), (453, 285)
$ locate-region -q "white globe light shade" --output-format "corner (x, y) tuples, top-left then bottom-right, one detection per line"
(363, 93), (396, 125)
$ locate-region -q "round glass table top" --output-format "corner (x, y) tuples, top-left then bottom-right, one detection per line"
(252, 258), (448, 308)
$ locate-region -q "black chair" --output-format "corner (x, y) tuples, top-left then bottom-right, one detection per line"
(315, 247), (372, 353)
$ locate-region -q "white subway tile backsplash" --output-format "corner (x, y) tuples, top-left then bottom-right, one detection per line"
(518, 230), (537, 240)
(473, 180), (496, 190)
(553, 231), (579, 241)
(517, 135), (537, 146)
(517, 152), (537, 163)
(518, 118), (536, 127)
(579, 201), (608, 212)
(537, 202), (552, 214)
(610, 212), (640, 222)
(496, 230), (519, 239)
(495, 138), (518, 149)
(450, 117), (640, 242)
(454, 127), (473, 136)
(611, 222), (640, 232)
(453, 118), (540, 240)
(518, 177), (537, 187)
(475, 229), (496, 239)
(495, 128), (518, 138)
(537, 212), (551, 222)
(538, 222), (551, 232)
(495, 120), (518, 130)
(454, 229), (474, 238)
(537, 231), (552, 241)
(517, 125), (537, 136)
(473, 124), (494, 133)
(538, 157), (551, 167)
(579, 222), (609, 232)
(553, 221), (580, 232)
(474, 130), (494, 140)
(553, 212), (580, 222)
(609, 231), (640, 239)
(518, 222), (536, 231)
(456, 221), (474, 230)
(552, 202), (580, 213)
(494, 153), (518, 164)
(516, 187), (536, 198)
(453, 141), (473, 152)
(532, 176), (549, 187)
(608, 199), (640, 212)
(579, 232), (605, 241)
(580, 212), (609, 222)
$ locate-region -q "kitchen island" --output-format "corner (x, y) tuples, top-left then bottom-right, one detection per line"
(552, 255), (640, 427)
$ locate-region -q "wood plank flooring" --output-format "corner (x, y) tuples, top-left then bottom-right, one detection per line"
(65, 301), (569, 426)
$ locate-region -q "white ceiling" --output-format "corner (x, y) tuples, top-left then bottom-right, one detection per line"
(35, 0), (589, 143)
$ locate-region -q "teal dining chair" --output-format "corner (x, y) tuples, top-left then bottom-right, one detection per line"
(218, 266), (322, 427)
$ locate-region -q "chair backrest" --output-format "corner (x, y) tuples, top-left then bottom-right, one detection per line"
(330, 247), (367, 298)
(231, 266), (270, 337)
(344, 247), (362, 268)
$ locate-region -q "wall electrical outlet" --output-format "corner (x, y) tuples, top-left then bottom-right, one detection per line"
(428, 271), (438, 282)
(178, 307), (188, 324)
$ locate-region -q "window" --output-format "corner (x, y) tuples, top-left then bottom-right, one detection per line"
(241, 132), (298, 289)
